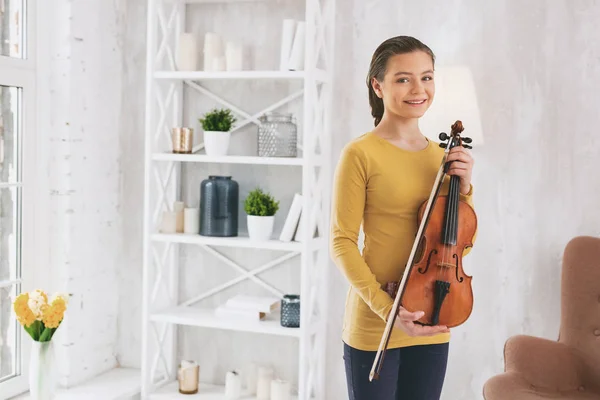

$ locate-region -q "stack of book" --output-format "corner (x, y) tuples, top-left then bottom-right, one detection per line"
(215, 295), (281, 322)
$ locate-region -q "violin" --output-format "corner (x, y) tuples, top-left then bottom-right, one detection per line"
(369, 120), (478, 381)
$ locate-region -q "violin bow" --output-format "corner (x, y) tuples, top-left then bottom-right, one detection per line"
(368, 124), (459, 382)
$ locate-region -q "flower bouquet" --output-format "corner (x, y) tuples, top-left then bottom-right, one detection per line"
(13, 290), (69, 399)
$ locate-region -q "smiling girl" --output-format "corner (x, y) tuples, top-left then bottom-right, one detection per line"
(330, 36), (475, 400)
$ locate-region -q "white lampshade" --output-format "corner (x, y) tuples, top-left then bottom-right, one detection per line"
(419, 65), (483, 146)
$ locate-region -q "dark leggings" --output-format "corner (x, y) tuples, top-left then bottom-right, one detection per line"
(343, 342), (449, 400)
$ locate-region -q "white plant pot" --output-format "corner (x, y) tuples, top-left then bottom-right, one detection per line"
(247, 215), (275, 241)
(203, 130), (231, 156)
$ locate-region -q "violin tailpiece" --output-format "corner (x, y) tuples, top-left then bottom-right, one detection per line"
(431, 280), (450, 326)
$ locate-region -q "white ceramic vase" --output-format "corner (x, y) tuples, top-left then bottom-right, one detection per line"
(29, 341), (57, 400)
(203, 130), (230, 156)
(247, 215), (275, 241)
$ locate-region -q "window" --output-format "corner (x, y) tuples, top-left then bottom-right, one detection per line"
(0, 0), (37, 397)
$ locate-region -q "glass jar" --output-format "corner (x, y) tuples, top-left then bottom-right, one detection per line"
(280, 294), (300, 328)
(257, 112), (297, 157)
(199, 176), (239, 237)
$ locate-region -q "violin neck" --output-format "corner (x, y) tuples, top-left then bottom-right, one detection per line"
(442, 175), (461, 246)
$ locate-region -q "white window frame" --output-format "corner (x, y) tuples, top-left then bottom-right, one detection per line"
(0, 0), (38, 398)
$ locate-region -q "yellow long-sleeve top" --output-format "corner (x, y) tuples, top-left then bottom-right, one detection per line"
(330, 131), (475, 351)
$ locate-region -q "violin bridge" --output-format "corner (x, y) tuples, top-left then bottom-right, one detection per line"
(431, 280), (450, 326)
(436, 262), (454, 269)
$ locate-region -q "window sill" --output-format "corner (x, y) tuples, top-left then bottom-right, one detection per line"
(9, 367), (141, 400)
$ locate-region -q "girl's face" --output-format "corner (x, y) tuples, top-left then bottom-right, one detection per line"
(372, 51), (435, 120)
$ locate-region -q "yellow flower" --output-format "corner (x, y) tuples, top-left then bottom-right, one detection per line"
(50, 292), (69, 307)
(42, 296), (67, 329)
(28, 289), (49, 321)
(13, 293), (36, 327)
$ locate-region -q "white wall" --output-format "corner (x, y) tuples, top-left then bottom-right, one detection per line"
(36, 0), (600, 398)
(37, 0), (123, 387)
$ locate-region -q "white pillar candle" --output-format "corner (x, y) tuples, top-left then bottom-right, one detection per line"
(212, 56), (226, 72)
(226, 42), (243, 71)
(176, 33), (198, 71)
(184, 208), (200, 234)
(256, 367), (274, 400)
(245, 363), (258, 395)
(270, 379), (291, 400)
(174, 201), (185, 212)
(204, 32), (222, 71)
(160, 211), (177, 233)
(225, 370), (242, 399)
(174, 201), (185, 233)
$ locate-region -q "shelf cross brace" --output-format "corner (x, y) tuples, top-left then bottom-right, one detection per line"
(180, 247), (299, 307)
(184, 80), (304, 153)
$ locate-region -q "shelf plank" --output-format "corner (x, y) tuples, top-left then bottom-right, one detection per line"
(10, 368), (141, 400)
(154, 70), (305, 80)
(151, 382), (297, 400)
(150, 306), (301, 338)
(168, 0), (267, 4)
(152, 153), (304, 166)
(151, 233), (302, 252)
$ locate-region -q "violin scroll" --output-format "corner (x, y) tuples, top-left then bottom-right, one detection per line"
(438, 120), (472, 149)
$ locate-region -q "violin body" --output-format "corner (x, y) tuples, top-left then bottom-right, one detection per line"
(401, 194), (477, 327)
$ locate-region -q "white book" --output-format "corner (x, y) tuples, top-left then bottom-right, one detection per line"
(215, 304), (265, 322)
(279, 19), (296, 71)
(293, 211), (304, 242)
(279, 193), (303, 242)
(225, 295), (281, 314)
(287, 21), (305, 71)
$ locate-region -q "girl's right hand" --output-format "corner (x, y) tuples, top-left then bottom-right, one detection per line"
(393, 306), (450, 337)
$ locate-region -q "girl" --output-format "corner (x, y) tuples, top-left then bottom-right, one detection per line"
(330, 36), (475, 400)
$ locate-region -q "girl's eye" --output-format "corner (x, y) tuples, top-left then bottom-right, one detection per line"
(423, 76), (433, 81)
(397, 78), (408, 83)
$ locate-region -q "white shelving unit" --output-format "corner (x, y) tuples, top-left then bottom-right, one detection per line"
(141, 0), (335, 399)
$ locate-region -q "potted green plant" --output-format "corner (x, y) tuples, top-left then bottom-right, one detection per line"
(244, 188), (280, 240)
(198, 108), (237, 156)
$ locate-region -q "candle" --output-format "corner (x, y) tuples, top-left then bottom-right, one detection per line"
(225, 370), (242, 399)
(245, 363), (258, 395)
(160, 211), (177, 233)
(270, 379), (291, 400)
(226, 42), (243, 71)
(174, 201), (185, 233)
(171, 127), (194, 153)
(176, 33), (198, 71)
(204, 32), (222, 71)
(212, 56), (226, 72)
(256, 367), (274, 400)
(177, 360), (199, 394)
(184, 208), (200, 234)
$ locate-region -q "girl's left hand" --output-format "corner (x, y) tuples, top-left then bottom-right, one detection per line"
(446, 146), (474, 194)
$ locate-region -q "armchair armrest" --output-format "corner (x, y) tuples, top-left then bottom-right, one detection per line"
(503, 334), (584, 391)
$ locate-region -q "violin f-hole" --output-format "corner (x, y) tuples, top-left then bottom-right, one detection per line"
(453, 254), (464, 283)
(418, 249), (437, 274)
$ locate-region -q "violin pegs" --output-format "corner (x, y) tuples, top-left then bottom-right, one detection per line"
(463, 144), (472, 149)
(462, 137), (473, 143)
(438, 132), (449, 141)
(439, 142), (447, 149)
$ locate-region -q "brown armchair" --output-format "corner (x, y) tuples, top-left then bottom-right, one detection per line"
(483, 236), (600, 400)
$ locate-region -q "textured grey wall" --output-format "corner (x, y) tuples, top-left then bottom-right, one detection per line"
(116, 1), (600, 399)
